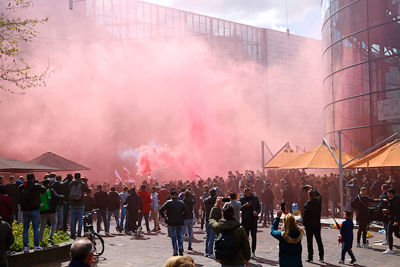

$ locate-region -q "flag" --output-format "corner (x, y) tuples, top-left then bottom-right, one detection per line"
(114, 169), (123, 184)
(122, 166), (135, 183)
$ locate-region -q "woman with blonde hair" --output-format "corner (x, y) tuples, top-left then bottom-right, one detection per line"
(163, 256), (195, 267)
(271, 210), (304, 267)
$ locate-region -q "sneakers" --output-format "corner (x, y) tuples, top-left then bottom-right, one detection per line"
(209, 254), (216, 259)
(350, 259), (357, 265)
(319, 257), (324, 262)
(48, 238), (54, 245)
(305, 258), (313, 263)
(204, 253), (209, 257)
(362, 243), (372, 248)
(23, 247), (29, 253)
(383, 248), (395, 254)
(356, 243), (361, 247)
(338, 260), (344, 264)
(251, 252), (256, 259)
(34, 246), (43, 251)
(188, 247), (193, 251)
(179, 251), (184, 256)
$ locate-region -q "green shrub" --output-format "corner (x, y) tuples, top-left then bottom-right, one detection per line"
(11, 221), (71, 252)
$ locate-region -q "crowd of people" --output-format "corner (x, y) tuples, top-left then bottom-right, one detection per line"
(0, 168), (400, 267)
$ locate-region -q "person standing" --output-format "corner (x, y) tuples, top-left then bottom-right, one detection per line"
(0, 216), (14, 267)
(378, 184), (390, 245)
(228, 192), (241, 222)
(302, 185), (324, 263)
(83, 189), (95, 215)
(39, 179), (63, 244)
(150, 187), (161, 232)
(209, 198), (250, 267)
(0, 186), (13, 226)
(124, 187), (143, 236)
(271, 211), (304, 267)
(69, 173), (89, 239)
(240, 187), (261, 259)
(107, 187), (121, 233)
(119, 186), (130, 233)
(61, 174), (73, 232)
(159, 191), (187, 256)
(5, 176), (18, 222)
(19, 173), (46, 252)
(138, 184), (151, 234)
(203, 188), (217, 257)
(52, 175), (64, 230)
(261, 183), (274, 227)
(338, 211), (356, 264)
(94, 185), (109, 236)
(383, 188), (400, 254)
(183, 190), (195, 251)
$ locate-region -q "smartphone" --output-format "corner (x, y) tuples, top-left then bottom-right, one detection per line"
(222, 197), (230, 202)
(280, 202), (286, 211)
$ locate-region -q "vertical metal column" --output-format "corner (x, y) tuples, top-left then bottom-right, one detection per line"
(261, 141), (265, 177)
(338, 130), (344, 216)
(69, 0), (73, 10)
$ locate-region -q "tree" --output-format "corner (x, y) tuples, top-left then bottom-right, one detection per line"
(0, 0), (48, 95)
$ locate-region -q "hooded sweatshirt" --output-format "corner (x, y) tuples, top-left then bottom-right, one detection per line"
(209, 207), (250, 266)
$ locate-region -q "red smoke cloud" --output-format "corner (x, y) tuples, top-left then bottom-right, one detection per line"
(0, 2), (323, 182)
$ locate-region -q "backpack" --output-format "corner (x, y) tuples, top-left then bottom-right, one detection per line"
(39, 188), (52, 212)
(214, 225), (240, 261)
(69, 182), (83, 201)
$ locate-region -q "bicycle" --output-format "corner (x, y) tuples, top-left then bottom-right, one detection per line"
(82, 209), (105, 256)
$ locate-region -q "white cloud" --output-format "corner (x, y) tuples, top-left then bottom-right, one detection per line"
(143, 0), (320, 28)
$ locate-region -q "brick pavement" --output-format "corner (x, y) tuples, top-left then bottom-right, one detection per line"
(38, 221), (400, 267)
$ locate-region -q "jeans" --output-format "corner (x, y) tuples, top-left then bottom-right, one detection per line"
(55, 205), (63, 230)
(243, 220), (258, 253)
(305, 224), (324, 260)
(23, 210), (40, 247)
(341, 242), (355, 261)
(184, 219), (193, 247)
(262, 204), (274, 224)
(388, 221), (400, 250)
(62, 202), (70, 232)
(39, 213), (56, 242)
(70, 206), (84, 237)
(107, 210), (120, 232)
(168, 225), (184, 255)
(119, 206), (127, 231)
(138, 212), (150, 232)
(357, 220), (368, 244)
(151, 209), (160, 230)
(97, 209), (108, 233)
(205, 221), (216, 255)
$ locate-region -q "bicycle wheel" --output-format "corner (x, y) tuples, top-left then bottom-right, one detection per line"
(92, 232), (105, 256)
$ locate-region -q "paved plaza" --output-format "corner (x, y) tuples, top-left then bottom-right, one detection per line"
(37, 221), (400, 267)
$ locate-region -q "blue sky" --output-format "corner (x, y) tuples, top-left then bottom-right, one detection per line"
(143, 0), (322, 39)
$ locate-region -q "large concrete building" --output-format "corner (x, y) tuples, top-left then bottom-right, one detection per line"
(322, 0), (400, 152)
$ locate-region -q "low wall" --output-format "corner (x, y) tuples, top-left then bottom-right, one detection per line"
(6, 241), (72, 267)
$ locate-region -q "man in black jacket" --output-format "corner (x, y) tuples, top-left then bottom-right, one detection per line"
(302, 185), (324, 262)
(39, 179), (64, 244)
(0, 216), (14, 267)
(94, 185), (109, 236)
(107, 187), (121, 233)
(69, 173), (89, 239)
(203, 188), (217, 257)
(5, 176), (18, 222)
(240, 187), (261, 259)
(183, 190), (195, 251)
(383, 188), (400, 254)
(160, 190), (187, 256)
(260, 183), (274, 227)
(52, 175), (64, 230)
(124, 187), (143, 236)
(61, 174), (73, 232)
(19, 173), (46, 252)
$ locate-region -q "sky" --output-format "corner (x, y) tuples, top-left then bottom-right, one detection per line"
(143, 0), (322, 39)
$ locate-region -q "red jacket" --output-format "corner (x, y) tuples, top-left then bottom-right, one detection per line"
(0, 194), (13, 220)
(137, 191), (151, 213)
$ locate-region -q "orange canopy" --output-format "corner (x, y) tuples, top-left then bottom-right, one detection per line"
(346, 139), (400, 168)
(279, 142), (354, 169)
(264, 143), (299, 168)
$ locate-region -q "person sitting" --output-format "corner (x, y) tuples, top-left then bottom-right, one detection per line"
(271, 210), (304, 267)
(68, 238), (94, 267)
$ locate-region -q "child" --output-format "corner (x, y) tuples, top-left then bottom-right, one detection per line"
(339, 211), (356, 264)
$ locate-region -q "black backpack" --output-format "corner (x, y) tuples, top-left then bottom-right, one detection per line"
(214, 225), (240, 261)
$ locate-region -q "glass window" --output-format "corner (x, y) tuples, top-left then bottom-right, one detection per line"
(370, 56), (400, 92)
(219, 20), (224, 36)
(212, 18), (218, 35)
(331, 31), (368, 72)
(369, 24), (400, 60)
(333, 95), (371, 130)
(368, 0), (400, 27)
(330, 0), (367, 43)
(187, 13), (193, 31)
(332, 62), (369, 101)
